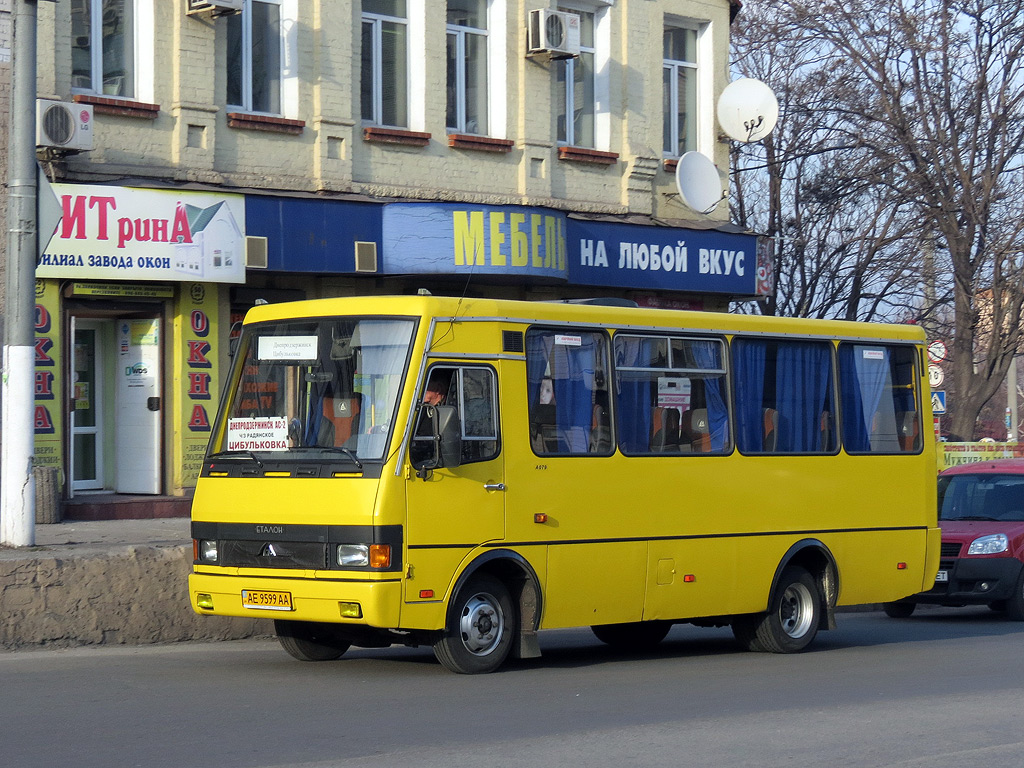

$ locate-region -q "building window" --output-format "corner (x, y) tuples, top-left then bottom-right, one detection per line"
(227, 0), (283, 115)
(446, 0), (489, 135)
(556, 8), (595, 148)
(71, 0), (135, 98)
(362, 0), (409, 127)
(663, 24), (698, 157)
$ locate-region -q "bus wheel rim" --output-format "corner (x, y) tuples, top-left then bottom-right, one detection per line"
(780, 582), (814, 638)
(459, 592), (504, 655)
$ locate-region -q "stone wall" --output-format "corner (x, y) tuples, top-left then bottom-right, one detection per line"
(0, 544), (269, 650)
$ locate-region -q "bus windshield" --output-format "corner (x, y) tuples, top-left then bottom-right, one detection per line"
(212, 317), (416, 462)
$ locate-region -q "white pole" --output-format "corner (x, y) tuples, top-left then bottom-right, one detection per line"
(2, 0), (38, 547)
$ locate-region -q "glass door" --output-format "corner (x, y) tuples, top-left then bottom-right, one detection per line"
(71, 319), (105, 491)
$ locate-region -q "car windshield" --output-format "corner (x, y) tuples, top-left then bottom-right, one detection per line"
(938, 473), (1024, 522)
(211, 317), (416, 462)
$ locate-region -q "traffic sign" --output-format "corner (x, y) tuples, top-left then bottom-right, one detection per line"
(927, 341), (948, 363)
(928, 365), (945, 388)
(931, 390), (946, 415)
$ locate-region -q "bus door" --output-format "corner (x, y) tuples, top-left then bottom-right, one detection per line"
(405, 363), (505, 598)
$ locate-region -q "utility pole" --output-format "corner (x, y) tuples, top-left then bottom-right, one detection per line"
(1008, 356), (1019, 442)
(1, 0), (37, 546)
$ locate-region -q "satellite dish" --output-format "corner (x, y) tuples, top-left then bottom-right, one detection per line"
(717, 78), (779, 143)
(675, 151), (724, 214)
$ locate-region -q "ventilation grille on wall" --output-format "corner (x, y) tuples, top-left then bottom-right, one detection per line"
(246, 237), (268, 269)
(502, 330), (525, 354)
(355, 242), (378, 273)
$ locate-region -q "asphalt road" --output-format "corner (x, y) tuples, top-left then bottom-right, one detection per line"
(2, 607), (1023, 768)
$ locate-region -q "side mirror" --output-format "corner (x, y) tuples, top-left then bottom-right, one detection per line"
(434, 405), (463, 469)
(414, 405), (462, 475)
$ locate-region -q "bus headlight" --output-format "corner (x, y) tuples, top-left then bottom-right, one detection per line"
(968, 534), (1009, 555)
(199, 539), (218, 563)
(337, 544), (369, 567)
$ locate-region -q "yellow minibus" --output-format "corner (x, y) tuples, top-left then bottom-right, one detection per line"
(189, 296), (940, 673)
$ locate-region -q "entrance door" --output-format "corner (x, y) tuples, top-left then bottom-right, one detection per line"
(115, 318), (162, 494)
(71, 319), (104, 492)
(405, 364), (505, 598)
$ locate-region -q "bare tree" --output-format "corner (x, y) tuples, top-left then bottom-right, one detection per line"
(729, 1), (924, 322)
(735, 0), (1024, 440)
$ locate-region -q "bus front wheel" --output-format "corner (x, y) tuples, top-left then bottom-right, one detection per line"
(733, 566), (820, 654)
(434, 574), (515, 674)
(275, 620), (351, 662)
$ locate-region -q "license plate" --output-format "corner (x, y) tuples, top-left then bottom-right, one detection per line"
(935, 570), (948, 583)
(241, 589), (293, 611)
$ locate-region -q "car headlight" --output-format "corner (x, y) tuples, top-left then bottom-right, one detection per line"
(967, 533), (1009, 555)
(337, 544), (369, 567)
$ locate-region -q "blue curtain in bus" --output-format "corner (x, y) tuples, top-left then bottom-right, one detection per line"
(614, 337), (653, 452)
(553, 337), (596, 452)
(691, 340), (728, 451)
(776, 343), (831, 452)
(732, 340), (766, 452)
(527, 331), (597, 453)
(840, 345), (889, 452)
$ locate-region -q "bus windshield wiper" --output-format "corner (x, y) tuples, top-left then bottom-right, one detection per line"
(291, 446), (363, 469)
(207, 450), (265, 469)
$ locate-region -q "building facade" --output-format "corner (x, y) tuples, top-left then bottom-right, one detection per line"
(28, 0), (761, 501)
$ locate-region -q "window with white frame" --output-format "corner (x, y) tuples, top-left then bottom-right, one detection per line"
(227, 0), (283, 115)
(662, 24), (698, 157)
(71, 0), (135, 98)
(556, 8), (595, 148)
(446, 0), (489, 135)
(362, 0), (409, 127)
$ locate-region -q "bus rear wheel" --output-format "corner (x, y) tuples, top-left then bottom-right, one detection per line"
(591, 621), (671, 652)
(734, 566), (820, 654)
(275, 620), (351, 662)
(433, 574), (515, 674)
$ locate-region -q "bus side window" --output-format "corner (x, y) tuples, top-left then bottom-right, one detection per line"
(526, 329), (612, 455)
(838, 344), (921, 454)
(732, 338), (835, 455)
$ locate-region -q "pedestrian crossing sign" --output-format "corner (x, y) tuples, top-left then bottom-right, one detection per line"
(932, 390), (946, 415)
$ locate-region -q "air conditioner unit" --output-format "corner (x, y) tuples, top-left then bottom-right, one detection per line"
(187, 0), (243, 15)
(527, 9), (581, 59)
(36, 99), (93, 152)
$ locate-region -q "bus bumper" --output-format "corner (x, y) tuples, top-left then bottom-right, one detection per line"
(188, 572), (403, 628)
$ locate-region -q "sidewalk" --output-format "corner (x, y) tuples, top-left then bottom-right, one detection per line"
(0, 517), (266, 651)
(0, 517), (192, 560)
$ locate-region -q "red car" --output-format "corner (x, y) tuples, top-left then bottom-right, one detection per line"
(885, 458), (1024, 619)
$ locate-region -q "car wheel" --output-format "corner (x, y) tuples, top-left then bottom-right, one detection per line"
(591, 621), (671, 651)
(1005, 569), (1024, 621)
(433, 574), (515, 674)
(275, 620), (351, 661)
(883, 601), (916, 619)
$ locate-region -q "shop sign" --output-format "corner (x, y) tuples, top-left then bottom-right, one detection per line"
(72, 282), (175, 298)
(568, 219), (760, 296)
(38, 184), (246, 284)
(33, 280), (63, 472)
(174, 283), (219, 488)
(382, 203), (568, 279)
